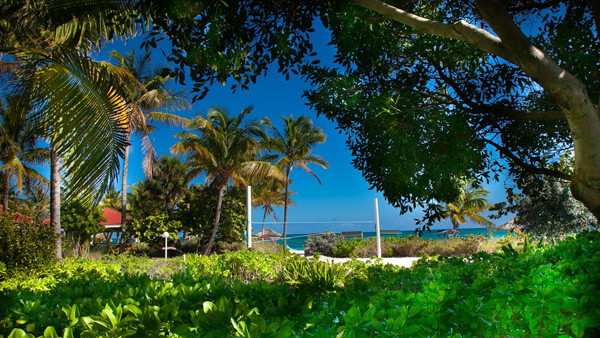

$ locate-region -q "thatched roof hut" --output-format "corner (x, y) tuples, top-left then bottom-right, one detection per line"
(254, 228), (282, 238)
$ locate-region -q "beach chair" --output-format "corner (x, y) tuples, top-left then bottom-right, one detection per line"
(340, 231), (363, 239)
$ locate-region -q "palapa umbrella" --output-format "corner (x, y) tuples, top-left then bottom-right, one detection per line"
(254, 228), (282, 238)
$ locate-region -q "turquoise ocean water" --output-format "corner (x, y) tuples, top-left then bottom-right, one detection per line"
(267, 228), (510, 251)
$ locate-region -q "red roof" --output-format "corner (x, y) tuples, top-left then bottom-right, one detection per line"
(42, 208), (123, 226)
(0, 205), (34, 224)
(100, 208), (122, 226)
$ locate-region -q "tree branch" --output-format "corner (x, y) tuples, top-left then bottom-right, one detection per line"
(505, 0), (562, 13)
(353, 0), (518, 64)
(589, 0), (600, 43)
(483, 138), (574, 181)
(475, 107), (567, 121)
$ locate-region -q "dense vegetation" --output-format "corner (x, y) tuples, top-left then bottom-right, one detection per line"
(1, 232), (599, 337)
(304, 233), (503, 258)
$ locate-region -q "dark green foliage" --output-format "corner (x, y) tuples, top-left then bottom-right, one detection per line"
(512, 180), (595, 240)
(141, 0), (324, 100)
(0, 212), (56, 276)
(177, 185), (247, 247)
(144, 0), (600, 221)
(129, 155), (190, 220)
(60, 198), (105, 257)
(1, 231), (600, 336)
(127, 213), (182, 244)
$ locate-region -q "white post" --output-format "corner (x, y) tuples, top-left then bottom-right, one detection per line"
(163, 231), (169, 261)
(374, 198), (381, 258)
(247, 185), (252, 249)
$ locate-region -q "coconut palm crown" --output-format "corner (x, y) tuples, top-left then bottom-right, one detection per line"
(261, 115), (328, 250)
(443, 183), (495, 230)
(172, 106), (283, 255)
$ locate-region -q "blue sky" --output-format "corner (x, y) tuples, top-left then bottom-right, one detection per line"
(92, 25), (514, 234)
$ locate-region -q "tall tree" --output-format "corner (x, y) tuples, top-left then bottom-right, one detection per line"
(0, 95), (49, 214)
(147, 0), (600, 222)
(251, 179), (294, 233)
(106, 49), (189, 231)
(2, 0), (142, 258)
(171, 106), (283, 255)
(262, 115), (328, 250)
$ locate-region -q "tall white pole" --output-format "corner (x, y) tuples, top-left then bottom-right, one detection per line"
(247, 185), (252, 249)
(374, 198), (381, 258)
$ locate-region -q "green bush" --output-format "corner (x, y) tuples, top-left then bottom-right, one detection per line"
(2, 232), (599, 337)
(61, 199), (105, 257)
(330, 234), (488, 258)
(331, 238), (363, 257)
(303, 231), (338, 256)
(0, 212), (56, 275)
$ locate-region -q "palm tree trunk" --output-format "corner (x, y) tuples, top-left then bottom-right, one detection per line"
(282, 164), (291, 252)
(50, 145), (62, 260)
(262, 207), (267, 233)
(3, 170), (10, 214)
(120, 134), (130, 252)
(203, 185), (226, 255)
(121, 142), (129, 228)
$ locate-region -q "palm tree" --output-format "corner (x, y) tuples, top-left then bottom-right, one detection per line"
(442, 183), (495, 230)
(101, 186), (122, 210)
(261, 115), (328, 250)
(3, 1), (142, 258)
(252, 179), (295, 233)
(106, 49), (190, 230)
(172, 106), (283, 255)
(0, 95), (49, 214)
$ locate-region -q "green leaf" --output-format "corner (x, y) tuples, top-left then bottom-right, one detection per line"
(43, 327), (59, 338)
(203, 301), (215, 313)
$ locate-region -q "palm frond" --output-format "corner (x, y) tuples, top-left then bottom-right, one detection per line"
(34, 51), (129, 203)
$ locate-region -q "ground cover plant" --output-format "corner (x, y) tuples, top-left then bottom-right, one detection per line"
(1, 231), (599, 337)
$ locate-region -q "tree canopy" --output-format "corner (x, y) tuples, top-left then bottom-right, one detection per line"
(143, 0), (600, 221)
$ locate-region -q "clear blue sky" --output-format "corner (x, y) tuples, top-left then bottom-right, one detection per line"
(93, 25), (513, 234)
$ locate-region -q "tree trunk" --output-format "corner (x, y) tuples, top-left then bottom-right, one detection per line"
(282, 164), (291, 252)
(357, 0), (600, 221)
(202, 185), (226, 255)
(120, 135), (130, 252)
(50, 145), (62, 260)
(3, 170), (10, 214)
(262, 207), (267, 233)
(472, 0), (600, 221)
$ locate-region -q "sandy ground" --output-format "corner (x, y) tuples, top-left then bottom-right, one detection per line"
(288, 249), (421, 268)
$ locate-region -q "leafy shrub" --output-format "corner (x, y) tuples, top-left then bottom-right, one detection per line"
(0, 212), (56, 275)
(281, 254), (349, 290)
(127, 213), (182, 245)
(61, 199), (105, 257)
(176, 185), (247, 249)
(2, 232), (600, 337)
(331, 238), (363, 257)
(185, 250), (283, 283)
(251, 241), (282, 255)
(330, 235), (487, 258)
(420, 235), (485, 257)
(303, 232), (338, 256)
(216, 241), (246, 253)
